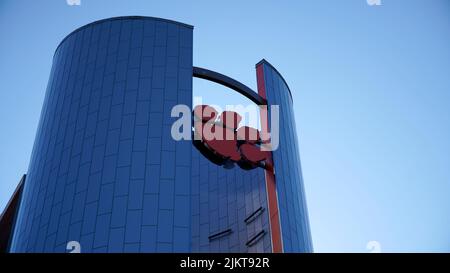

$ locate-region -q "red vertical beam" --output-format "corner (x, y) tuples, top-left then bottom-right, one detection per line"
(256, 64), (283, 253)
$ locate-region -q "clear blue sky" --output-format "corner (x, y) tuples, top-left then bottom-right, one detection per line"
(1, 0), (449, 252)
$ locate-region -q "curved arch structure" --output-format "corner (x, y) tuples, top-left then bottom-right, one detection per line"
(193, 66), (266, 105)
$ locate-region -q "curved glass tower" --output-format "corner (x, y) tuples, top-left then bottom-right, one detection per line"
(8, 16), (312, 253)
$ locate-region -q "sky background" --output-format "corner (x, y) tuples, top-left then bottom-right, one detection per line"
(1, 0), (450, 252)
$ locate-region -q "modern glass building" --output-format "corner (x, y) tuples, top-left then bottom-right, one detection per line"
(0, 16), (312, 253)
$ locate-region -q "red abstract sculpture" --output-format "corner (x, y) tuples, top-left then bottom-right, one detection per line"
(193, 105), (273, 172)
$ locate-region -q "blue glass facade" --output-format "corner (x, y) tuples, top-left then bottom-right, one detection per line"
(8, 16), (311, 253)
(10, 17), (193, 252)
(257, 61), (313, 252)
(191, 149), (272, 253)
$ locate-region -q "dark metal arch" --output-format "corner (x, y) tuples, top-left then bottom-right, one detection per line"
(193, 66), (267, 105)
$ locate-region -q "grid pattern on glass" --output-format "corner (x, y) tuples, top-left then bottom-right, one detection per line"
(260, 62), (313, 253)
(191, 148), (272, 253)
(10, 17), (193, 253)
